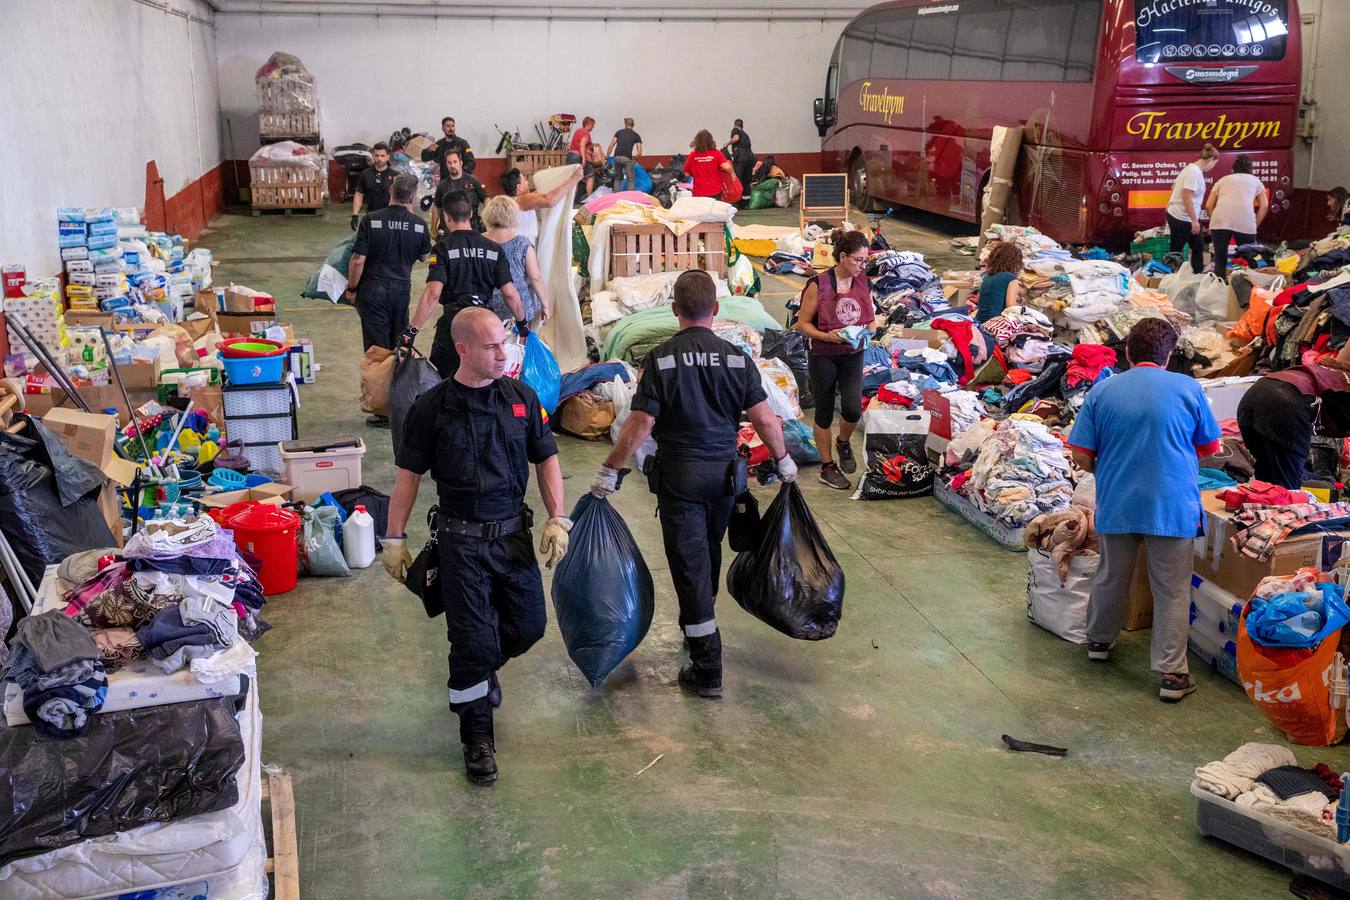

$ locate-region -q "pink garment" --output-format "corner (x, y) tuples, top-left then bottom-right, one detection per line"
(583, 191), (657, 213)
(1064, 344), (1117, 388)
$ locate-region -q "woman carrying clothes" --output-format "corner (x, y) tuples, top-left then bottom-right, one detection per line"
(684, 129), (734, 199)
(795, 229), (876, 491)
(482, 195), (549, 327)
(1205, 155), (1269, 279)
(1165, 144), (1220, 275)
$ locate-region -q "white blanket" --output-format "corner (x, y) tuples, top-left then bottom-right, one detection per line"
(531, 165), (589, 371)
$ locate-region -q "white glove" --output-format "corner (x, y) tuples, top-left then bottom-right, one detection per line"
(381, 537), (412, 583)
(591, 465), (621, 498)
(539, 516), (572, 569)
(777, 454), (799, 483)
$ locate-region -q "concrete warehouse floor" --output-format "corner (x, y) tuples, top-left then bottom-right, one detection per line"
(200, 203), (1345, 899)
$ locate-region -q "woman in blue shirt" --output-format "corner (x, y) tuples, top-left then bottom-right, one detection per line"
(975, 242), (1024, 323)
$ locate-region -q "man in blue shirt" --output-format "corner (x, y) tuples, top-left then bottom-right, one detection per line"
(1068, 319), (1221, 702)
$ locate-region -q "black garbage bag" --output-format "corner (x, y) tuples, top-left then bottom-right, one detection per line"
(761, 328), (813, 408)
(0, 687), (247, 866)
(550, 495), (654, 686)
(0, 416), (114, 586)
(390, 349), (442, 461)
(727, 482), (844, 640)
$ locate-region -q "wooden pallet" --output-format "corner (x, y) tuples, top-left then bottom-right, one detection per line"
(506, 148), (568, 178)
(260, 768), (301, 900)
(250, 206), (324, 217)
(610, 222), (728, 280)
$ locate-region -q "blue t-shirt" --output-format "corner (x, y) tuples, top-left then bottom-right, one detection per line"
(976, 271), (1017, 323)
(1068, 365), (1221, 537)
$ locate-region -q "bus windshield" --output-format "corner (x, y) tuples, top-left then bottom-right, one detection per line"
(1135, 0), (1290, 64)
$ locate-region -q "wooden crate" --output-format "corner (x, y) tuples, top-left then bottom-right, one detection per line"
(259, 111), (319, 142)
(610, 222), (728, 280)
(256, 74), (316, 114)
(250, 162), (325, 210)
(507, 149), (569, 178)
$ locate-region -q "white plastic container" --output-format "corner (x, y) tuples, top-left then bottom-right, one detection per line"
(278, 437), (365, 502)
(343, 505), (376, 569)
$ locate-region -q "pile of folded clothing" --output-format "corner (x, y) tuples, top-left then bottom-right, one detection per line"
(948, 418), (1073, 527)
(867, 250), (948, 325)
(2, 612), (108, 739)
(1194, 742), (1342, 839)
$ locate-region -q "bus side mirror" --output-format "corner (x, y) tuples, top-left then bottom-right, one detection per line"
(814, 98), (825, 127)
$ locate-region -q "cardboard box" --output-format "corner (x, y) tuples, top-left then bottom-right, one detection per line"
(890, 328), (947, 353)
(1191, 491), (1350, 599)
(179, 307), (218, 341)
(922, 389), (954, 440)
(98, 481), (125, 548)
(223, 287), (275, 314)
(42, 407), (116, 468)
(1123, 544), (1154, 631)
(197, 482), (293, 510)
(1136, 274), (1164, 290)
(217, 311), (279, 337)
(40, 407), (138, 486)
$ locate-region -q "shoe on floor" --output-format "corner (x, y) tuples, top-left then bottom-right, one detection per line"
(1159, 673), (1196, 702)
(463, 743), (498, 785)
(366, 414), (390, 429)
(1087, 641), (1115, 661)
(835, 439), (857, 475)
(678, 663), (723, 699)
(819, 461), (852, 491)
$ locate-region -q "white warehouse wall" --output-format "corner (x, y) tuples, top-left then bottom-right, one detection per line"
(1296, 0), (1350, 192)
(0, 0), (222, 278)
(213, 13), (841, 163)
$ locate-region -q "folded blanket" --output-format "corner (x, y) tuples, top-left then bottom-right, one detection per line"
(1193, 742), (1298, 799)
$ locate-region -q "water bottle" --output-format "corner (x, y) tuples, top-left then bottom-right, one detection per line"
(343, 504), (376, 569)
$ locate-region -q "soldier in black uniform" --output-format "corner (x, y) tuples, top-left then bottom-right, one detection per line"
(592, 271), (797, 697)
(407, 190), (525, 379)
(350, 142), (396, 229)
(421, 116), (476, 179)
(346, 174), (431, 426)
(382, 307), (572, 785)
(431, 149), (487, 236)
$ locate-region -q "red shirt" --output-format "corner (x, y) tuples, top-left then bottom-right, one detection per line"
(569, 128), (591, 155)
(683, 150), (726, 198)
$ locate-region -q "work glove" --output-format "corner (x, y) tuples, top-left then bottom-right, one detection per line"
(776, 454), (799, 483)
(350, 214), (359, 230)
(591, 464), (621, 498)
(515, 319), (530, 338)
(380, 537), (412, 583)
(538, 516), (572, 569)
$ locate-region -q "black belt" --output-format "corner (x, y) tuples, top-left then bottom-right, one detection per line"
(437, 511), (530, 539)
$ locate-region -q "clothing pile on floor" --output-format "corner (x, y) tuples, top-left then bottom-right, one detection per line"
(867, 250), (948, 326)
(943, 417), (1073, 527)
(1193, 743), (1343, 839)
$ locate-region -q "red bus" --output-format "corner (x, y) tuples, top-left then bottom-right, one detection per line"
(814, 0), (1301, 246)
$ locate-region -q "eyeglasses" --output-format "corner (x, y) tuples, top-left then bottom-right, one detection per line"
(846, 254), (868, 264)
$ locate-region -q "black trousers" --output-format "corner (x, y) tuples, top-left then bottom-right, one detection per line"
(1165, 213), (1205, 275)
(733, 155), (754, 199)
(438, 526), (546, 739)
(1211, 229), (1257, 279)
(429, 300), (485, 378)
(357, 278), (411, 351)
(808, 351), (864, 430)
(655, 459), (736, 632)
(1236, 377), (1315, 489)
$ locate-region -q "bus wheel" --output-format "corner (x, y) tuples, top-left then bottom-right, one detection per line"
(850, 153), (879, 212)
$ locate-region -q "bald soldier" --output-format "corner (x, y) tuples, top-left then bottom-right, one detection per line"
(381, 307), (571, 785)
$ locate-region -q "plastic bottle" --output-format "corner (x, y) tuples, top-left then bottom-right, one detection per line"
(343, 504), (376, 569)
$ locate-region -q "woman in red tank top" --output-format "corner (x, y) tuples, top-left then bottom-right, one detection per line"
(794, 229), (875, 491)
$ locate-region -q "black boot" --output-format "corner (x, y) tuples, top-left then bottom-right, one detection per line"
(456, 702), (498, 785)
(678, 630), (723, 698)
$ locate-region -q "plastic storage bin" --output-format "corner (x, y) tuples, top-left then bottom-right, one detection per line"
(1192, 782), (1350, 890)
(1188, 626), (1240, 685)
(220, 352), (286, 386)
(1191, 573), (1244, 637)
(223, 502), (300, 595)
(279, 437), (365, 502)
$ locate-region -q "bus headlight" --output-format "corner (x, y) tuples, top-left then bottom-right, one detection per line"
(1282, 199), (1291, 210)
(1105, 179), (1117, 191)
(1099, 203), (1110, 214)
(1113, 207), (1124, 217)
(1110, 193), (1121, 203)
(1276, 189), (1286, 200)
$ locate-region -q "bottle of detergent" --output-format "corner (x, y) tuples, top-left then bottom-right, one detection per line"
(343, 504), (376, 569)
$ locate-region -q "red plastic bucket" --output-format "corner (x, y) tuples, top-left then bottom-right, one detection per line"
(223, 502), (300, 595)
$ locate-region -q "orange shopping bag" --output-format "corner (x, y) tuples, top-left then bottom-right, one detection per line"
(1236, 604), (1346, 746)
